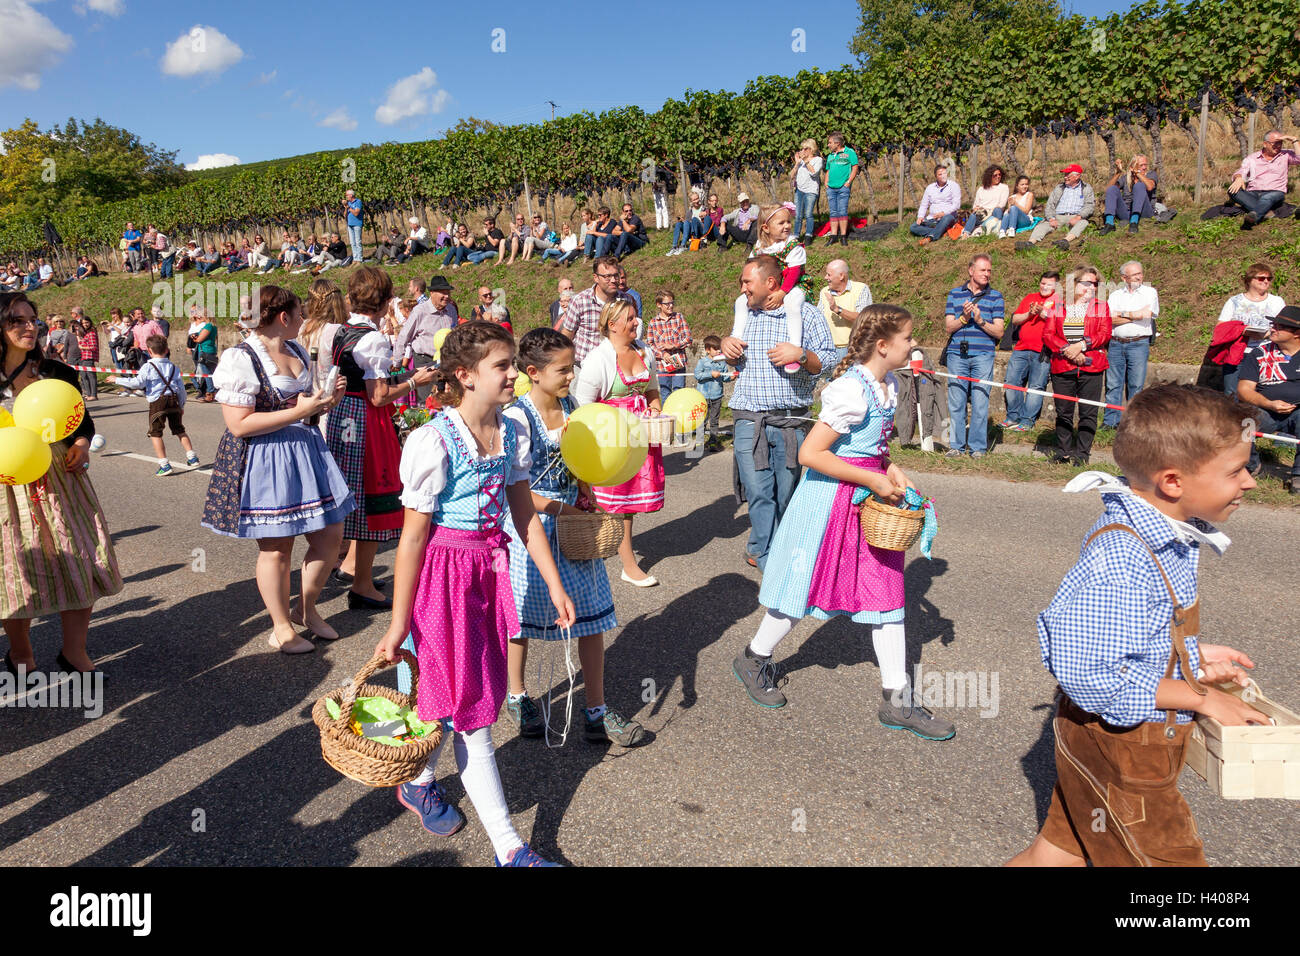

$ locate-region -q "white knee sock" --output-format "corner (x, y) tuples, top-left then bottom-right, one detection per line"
(749, 611), (796, 658)
(871, 622), (908, 691)
(410, 726), (449, 786)
(455, 726), (524, 861)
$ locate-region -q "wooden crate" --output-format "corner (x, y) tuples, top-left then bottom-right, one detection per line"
(1185, 679), (1300, 800)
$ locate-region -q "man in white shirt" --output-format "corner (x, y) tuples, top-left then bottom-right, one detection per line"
(909, 165), (962, 245)
(37, 257), (55, 287)
(1102, 259), (1159, 428)
(404, 218), (429, 258)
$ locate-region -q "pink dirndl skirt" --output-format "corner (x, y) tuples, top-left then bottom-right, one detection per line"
(592, 392), (665, 514)
(806, 457), (905, 615)
(410, 526), (520, 731)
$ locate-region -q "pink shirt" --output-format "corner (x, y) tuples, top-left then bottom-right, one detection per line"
(132, 320), (165, 349)
(1234, 148), (1300, 192)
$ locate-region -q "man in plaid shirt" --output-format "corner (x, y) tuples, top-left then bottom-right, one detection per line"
(722, 255), (836, 570)
(559, 256), (633, 365)
(1009, 385), (1265, 868)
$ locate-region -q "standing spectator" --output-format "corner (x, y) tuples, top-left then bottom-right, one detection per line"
(651, 167), (672, 230)
(1002, 271), (1059, 431)
(547, 277), (575, 328)
(142, 226), (159, 272)
(1102, 260), (1159, 428)
(584, 206), (619, 260)
(999, 175), (1036, 237)
(646, 291), (692, 399)
(613, 202), (648, 260)
(151, 305), (171, 339)
(0, 292), (122, 675)
(76, 316), (100, 400)
(1018, 164), (1095, 251)
(1236, 306), (1300, 490)
(299, 278), (347, 411)
(125, 222), (145, 272)
(1201, 262), (1287, 395)
(522, 212), (552, 261)
(1101, 155), (1158, 235)
(791, 139), (823, 240)
(910, 164), (963, 246)
(718, 192), (761, 254)
(394, 276), (456, 402)
(961, 166), (1009, 238)
(1042, 265), (1111, 465)
(440, 224), (476, 269)
(103, 308), (129, 369)
(1225, 130), (1299, 228)
(559, 256), (633, 365)
(344, 189), (363, 263)
(504, 212), (529, 265)
(942, 254), (1005, 458)
(156, 229), (176, 278)
(616, 265), (642, 320)
(721, 255), (837, 570)
(822, 132), (859, 245)
(46, 316), (75, 363)
(190, 310), (219, 402)
(816, 258), (872, 366)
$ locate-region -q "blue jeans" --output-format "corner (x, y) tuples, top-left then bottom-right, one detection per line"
(584, 233), (615, 257)
(159, 255), (174, 279)
(541, 247), (569, 261)
(733, 417), (804, 570)
(194, 356), (216, 397)
(614, 232), (647, 258)
(946, 349), (995, 453)
(466, 250), (497, 265)
(1249, 407), (1300, 478)
(1102, 339), (1150, 427)
(999, 206), (1033, 233)
(909, 214), (957, 241)
(1105, 181), (1155, 221)
(670, 221), (692, 250)
(827, 185), (850, 220)
(794, 190), (818, 237)
(347, 224), (363, 262)
(443, 245), (470, 266)
(1226, 188), (1284, 220)
(657, 373), (685, 400)
(1003, 349), (1051, 428)
(198, 260), (220, 276)
(963, 208), (1003, 234)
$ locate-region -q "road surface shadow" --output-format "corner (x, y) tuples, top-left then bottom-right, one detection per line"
(1020, 701), (1059, 826)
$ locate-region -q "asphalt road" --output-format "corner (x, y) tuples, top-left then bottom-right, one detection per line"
(2, 391), (1296, 866)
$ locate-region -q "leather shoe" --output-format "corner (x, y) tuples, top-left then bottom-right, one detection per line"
(619, 570), (659, 588)
(348, 591), (393, 611)
(55, 651), (95, 674)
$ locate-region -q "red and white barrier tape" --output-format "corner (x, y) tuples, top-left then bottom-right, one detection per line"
(69, 363), (212, 379)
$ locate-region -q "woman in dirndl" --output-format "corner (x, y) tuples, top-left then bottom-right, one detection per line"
(572, 298), (664, 587)
(1, 292), (122, 674)
(325, 267), (437, 609)
(201, 285), (353, 654)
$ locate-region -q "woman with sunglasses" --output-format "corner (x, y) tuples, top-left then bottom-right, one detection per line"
(1042, 266), (1112, 465)
(1206, 263), (1286, 395)
(0, 292), (123, 675)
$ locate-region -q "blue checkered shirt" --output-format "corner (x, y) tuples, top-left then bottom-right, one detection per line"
(1037, 492), (1204, 727)
(729, 302), (837, 412)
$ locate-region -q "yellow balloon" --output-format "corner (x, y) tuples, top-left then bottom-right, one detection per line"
(0, 426), (53, 485)
(12, 379), (85, 444)
(663, 387), (709, 434)
(513, 375), (532, 398)
(560, 404), (645, 485)
(432, 327), (452, 359)
(0, 408), (13, 428)
(597, 432), (649, 487)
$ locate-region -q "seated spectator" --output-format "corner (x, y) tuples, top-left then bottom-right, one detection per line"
(702, 193), (724, 246)
(942, 254), (1005, 458)
(440, 224), (476, 269)
(543, 222), (580, 265)
(277, 233), (302, 270)
(434, 220), (453, 249)
(613, 202), (648, 260)
(1236, 305), (1300, 490)
(584, 206), (619, 259)
(1017, 164), (1095, 251)
(311, 233), (349, 272)
(248, 235), (272, 273)
(576, 208), (594, 258)
(468, 218), (504, 265)
(961, 165), (1008, 238)
(816, 258), (873, 365)
(223, 242), (248, 274)
(404, 217), (429, 258)
(1041, 264), (1111, 465)
(910, 164), (963, 245)
(74, 255), (101, 281)
(1198, 262), (1286, 394)
(522, 212), (553, 261)
(666, 190), (708, 256)
(1002, 270), (1059, 431)
(645, 290), (692, 399)
(197, 244), (221, 276)
(22, 260), (40, 290)
(548, 277), (575, 328)
(176, 241), (198, 272)
(504, 212), (529, 265)
(1102, 260), (1159, 428)
(1101, 155), (1158, 235)
(2, 263), (21, 291)
(376, 226), (404, 263)
(718, 191), (761, 254)
(1227, 130), (1299, 229)
(469, 287), (511, 328)
(36, 257), (56, 287)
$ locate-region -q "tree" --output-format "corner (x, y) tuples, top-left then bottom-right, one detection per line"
(850, 0), (1063, 66)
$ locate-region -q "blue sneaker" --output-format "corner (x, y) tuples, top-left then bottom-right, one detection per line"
(396, 779), (465, 836)
(494, 842), (560, 867)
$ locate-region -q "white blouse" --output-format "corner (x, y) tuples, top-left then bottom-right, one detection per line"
(300, 323), (341, 394)
(398, 408), (531, 513)
(502, 403), (563, 474)
(572, 338), (659, 407)
(818, 366), (898, 434)
(213, 334), (312, 407)
(344, 315), (394, 380)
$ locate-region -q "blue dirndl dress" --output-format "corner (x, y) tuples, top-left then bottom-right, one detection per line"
(506, 394), (617, 640)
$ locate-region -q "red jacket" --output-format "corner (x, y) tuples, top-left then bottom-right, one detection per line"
(1205, 320), (1248, 367)
(1042, 299), (1112, 376)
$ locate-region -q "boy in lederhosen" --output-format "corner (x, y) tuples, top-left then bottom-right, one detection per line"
(1009, 384), (1269, 867)
(110, 334), (200, 476)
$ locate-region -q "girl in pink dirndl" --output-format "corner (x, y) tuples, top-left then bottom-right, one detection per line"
(572, 298), (664, 586)
(376, 321), (575, 868)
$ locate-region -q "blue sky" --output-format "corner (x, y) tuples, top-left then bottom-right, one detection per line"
(1, 0), (1125, 169)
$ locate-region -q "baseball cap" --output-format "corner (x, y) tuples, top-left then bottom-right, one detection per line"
(1060, 163), (1084, 175)
(737, 192), (750, 203)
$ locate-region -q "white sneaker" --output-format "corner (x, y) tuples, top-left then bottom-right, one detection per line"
(89, 434), (106, 452)
(1000, 229), (1011, 239)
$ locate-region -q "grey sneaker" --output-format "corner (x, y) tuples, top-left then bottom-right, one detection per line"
(733, 646), (786, 708)
(879, 686), (955, 741)
(970, 450), (986, 460)
(944, 448), (966, 458)
(585, 707), (646, 747)
(505, 694), (544, 739)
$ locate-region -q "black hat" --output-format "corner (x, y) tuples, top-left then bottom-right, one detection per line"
(427, 275), (454, 293)
(1273, 305), (1300, 331)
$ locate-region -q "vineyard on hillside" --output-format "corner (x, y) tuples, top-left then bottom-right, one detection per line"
(1, 0), (1296, 263)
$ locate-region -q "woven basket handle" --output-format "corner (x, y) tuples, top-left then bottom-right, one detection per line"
(336, 649), (420, 730)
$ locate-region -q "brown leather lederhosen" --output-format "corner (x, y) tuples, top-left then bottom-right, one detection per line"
(1040, 523), (1209, 867)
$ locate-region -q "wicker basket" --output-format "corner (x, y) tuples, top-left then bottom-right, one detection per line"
(557, 508), (622, 560)
(311, 650), (442, 787)
(641, 415), (677, 446)
(858, 496), (925, 551)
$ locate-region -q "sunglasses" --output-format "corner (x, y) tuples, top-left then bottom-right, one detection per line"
(1251, 275), (1273, 282)
(1077, 280), (1098, 287)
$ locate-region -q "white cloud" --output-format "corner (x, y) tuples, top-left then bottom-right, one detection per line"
(0, 0), (74, 90)
(375, 67), (449, 125)
(253, 69), (276, 85)
(186, 153), (241, 171)
(84, 0), (124, 14)
(319, 107), (357, 132)
(160, 25), (244, 77)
